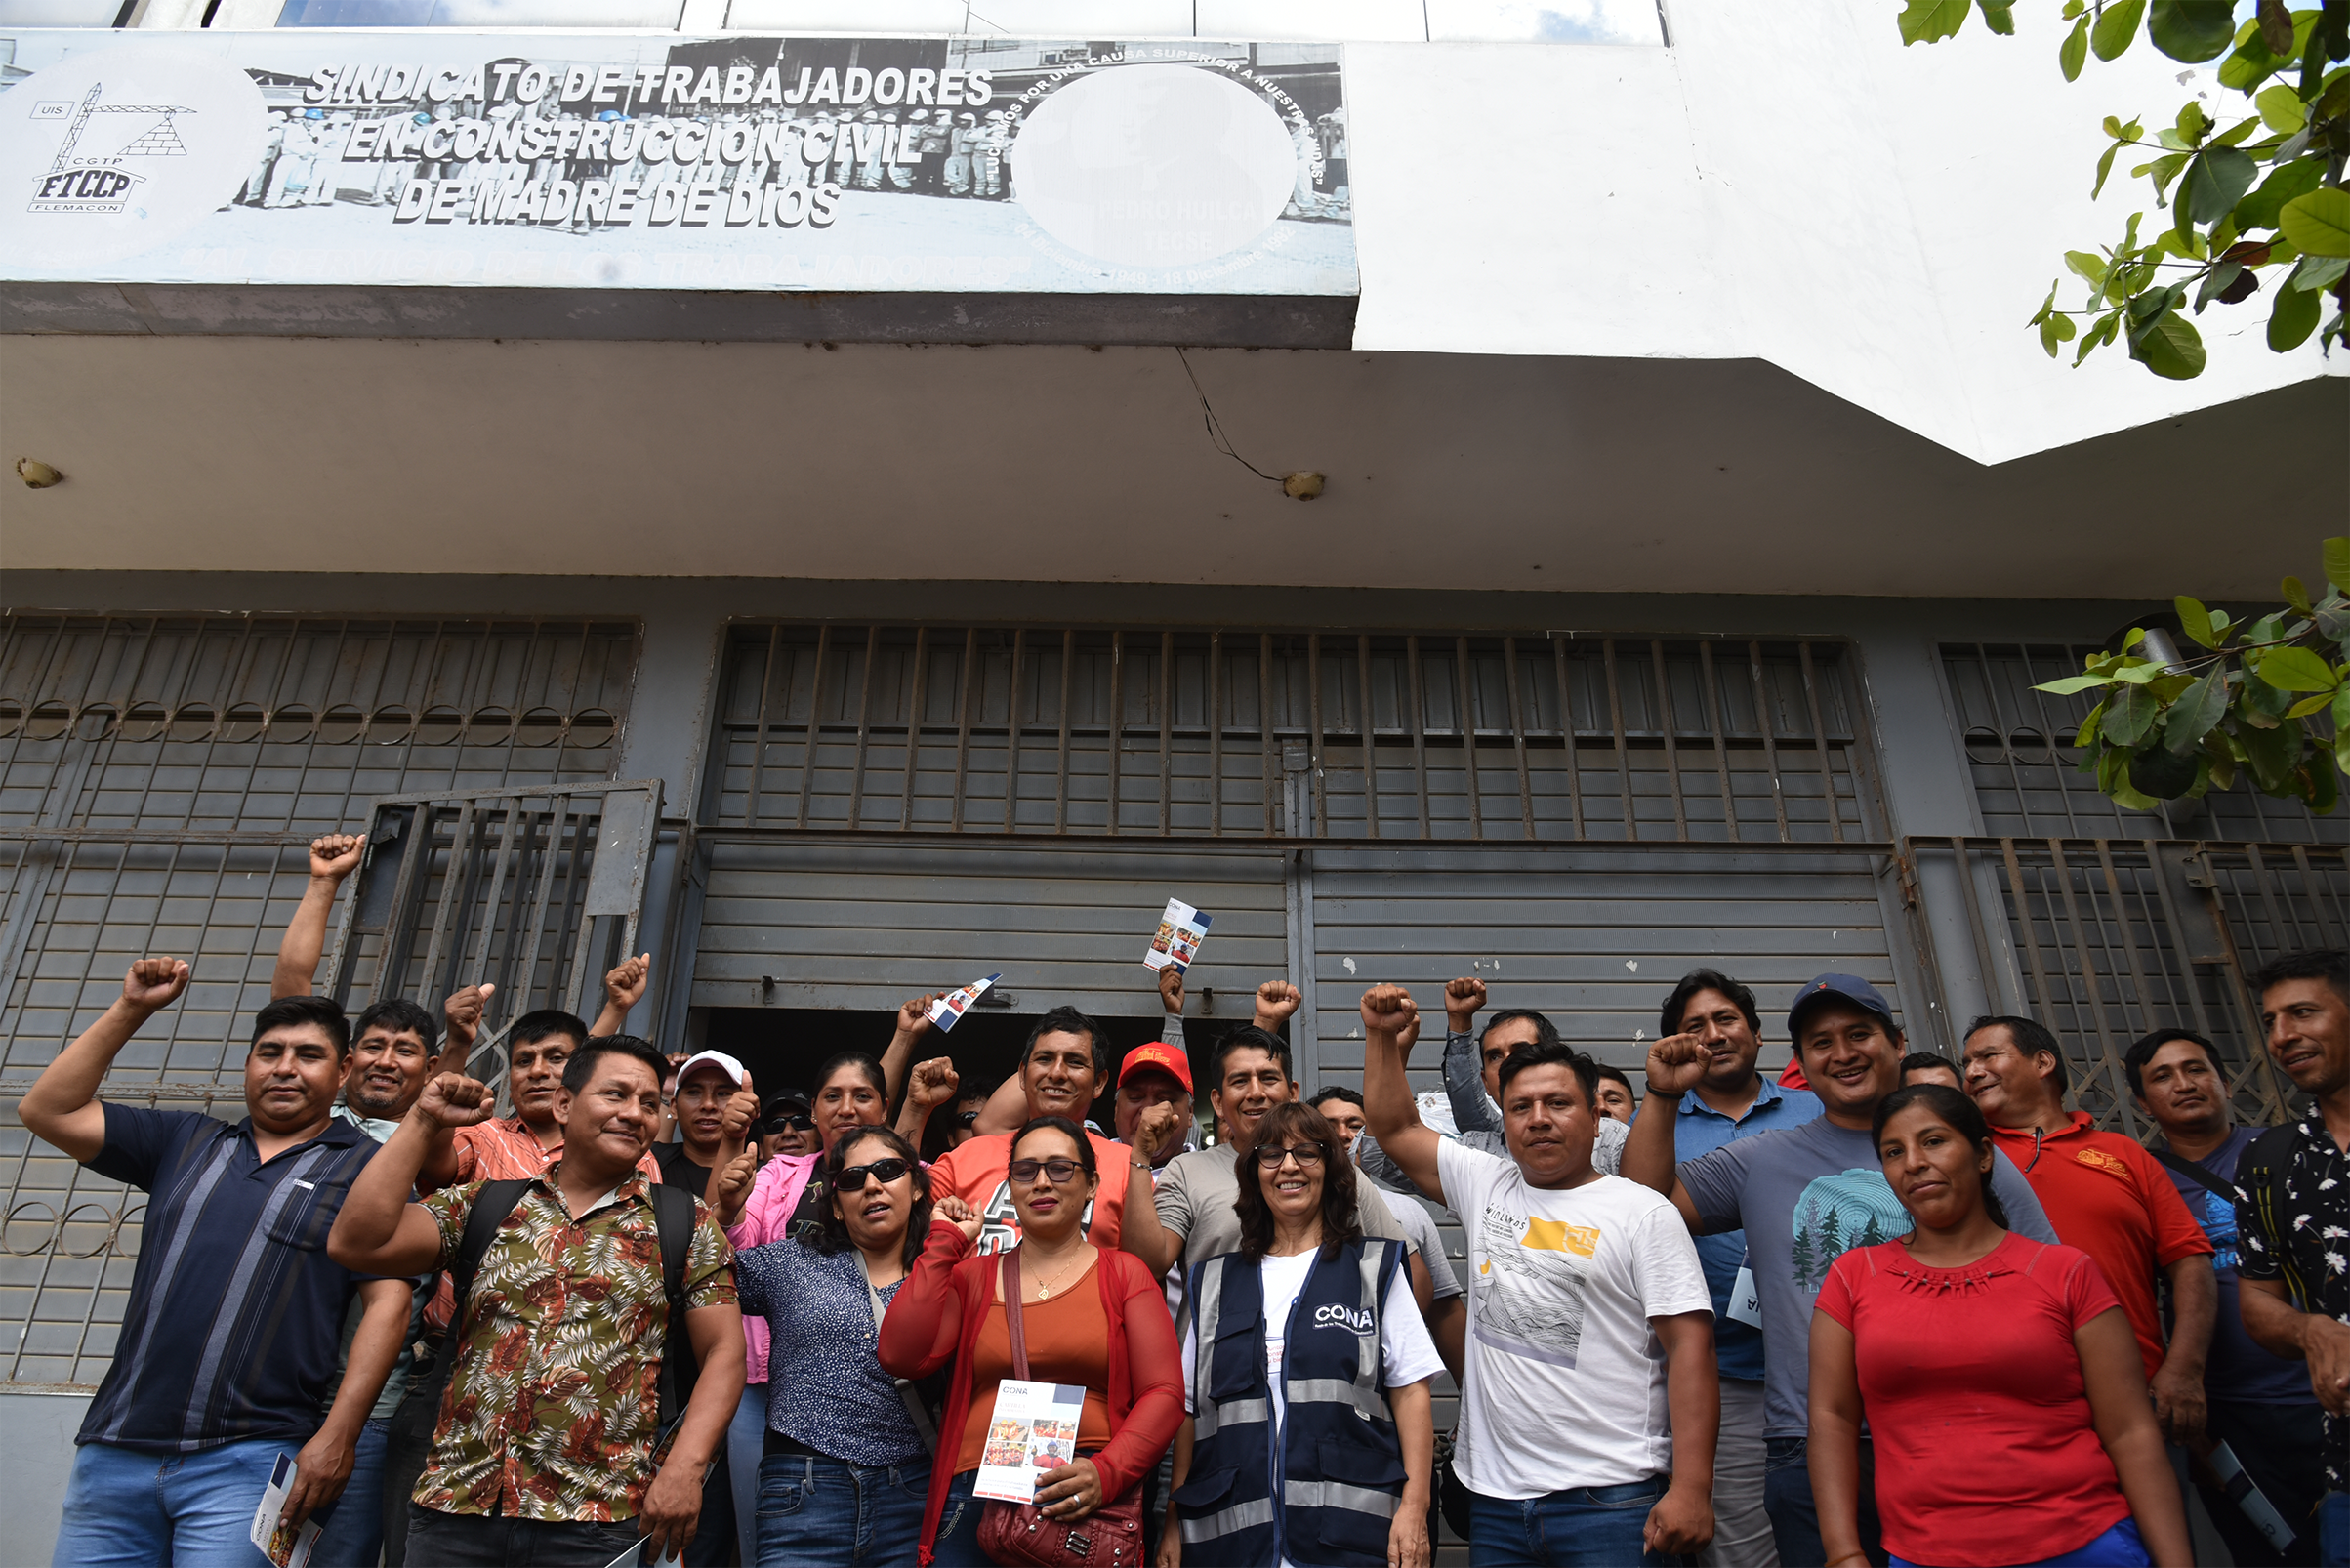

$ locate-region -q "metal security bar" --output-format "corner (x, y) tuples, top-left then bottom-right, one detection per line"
(323, 782), (665, 1103)
(704, 626), (1880, 844)
(1907, 835), (2312, 1135)
(0, 615), (639, 1085)
(1942, 642), (2348, 844)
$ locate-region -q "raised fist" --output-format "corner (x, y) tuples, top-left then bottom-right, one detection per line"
(907, 1056), (960, 1109)
(309, 833), (365, 882)
(604, 953), (651, 1011)
(720, 1071), (762, 1143)
(934, 1193), (984, 1244)
(1360, 985), (1421, 1053)
(715, 1149), (759, 1225)
(1133, 1100), (1186, 1161)
(442, 982), (496, 1053)
(122, 957), (190, 1013)
(1157, 966), (1185, 1016)
(1643, 1033), (1711, 1097)
(415, 1072), (495, 1131)
(1443, 976), (1488, 1029)
(1254, 980), (1302, 1029)
(894, 994), (939, 1040)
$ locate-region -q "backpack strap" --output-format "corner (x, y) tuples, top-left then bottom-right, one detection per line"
(2150, 1146), (2241, 1202)
(652, 1183), (700, 1433)
(420, 1178), (531, 1410)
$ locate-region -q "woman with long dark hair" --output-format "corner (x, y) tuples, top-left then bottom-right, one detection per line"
(1161, 1100), (1439, 1568)
(1808, 1085), (2192, 1568)
(720, 1123), (940, 1567)
(879, 1115), (1184, 1567)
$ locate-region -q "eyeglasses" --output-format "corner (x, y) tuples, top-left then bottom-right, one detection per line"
(835, 1157), (914, 1191)
(768, 1114), (814, 1134)
(1253, 1143), (1327, 1169)
(957, 1110), (980, 1128)
(1007, 1157), (1086, 1184)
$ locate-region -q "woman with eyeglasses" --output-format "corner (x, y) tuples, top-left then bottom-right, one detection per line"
(1159, 1101), (1439, 1568)
(719, 1124), (942, 1565)
(879, 1114), (1184, 1567)
(1808, 1085), (2193, 1568)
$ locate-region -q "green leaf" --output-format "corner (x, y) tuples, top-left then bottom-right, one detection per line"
(2164, 668), (2230, 751)
(2062, 14), (2092, 78)
(2206, 733), (2239, 791)
(2078, 699), (2109, 748)
(2174, 595), (2219, 648)
(2035, 673), (2119, 695)
(1980, 1), (2014, 34)
(2236, 710), (2300, 790)
(2126, 306), (2206, 379)
(2294, 255), (2350, 293)
(2235, 157), (2325, 232)
(2074, 310), (2123, 365)
(2288, 691), (2336, 718)
(2283, 188), (2350, 257)
(2040, 309), (2079, 356)
(2335, 722), (2350, 783)
(2149, 0), (2239, 61)
(2303, 755), (2338, 814)
(2255, 643), (2341, 691)
(1898, 0), (1973, 45)
(2325, 537), (2350, 594)
(2065, 250), (2111, 288)
(2284, 575), (2315, 616)
(2180, 146), (2258, 236)
(2093, 0), (2147, 60)
(2257, 0), (2293, 52)
(2194, 261), (2246, 312)
(2104, 681), (2162, 745)
(2256, 83), (2310, 132)
(2272, 276), (2323, 349)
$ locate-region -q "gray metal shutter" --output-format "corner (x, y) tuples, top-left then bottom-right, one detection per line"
(1303, 845), (1910, 1091)
(691, 837), (1289, 1016)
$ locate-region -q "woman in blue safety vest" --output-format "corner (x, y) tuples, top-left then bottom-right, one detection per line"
(1162, 1101), (1442, 1568)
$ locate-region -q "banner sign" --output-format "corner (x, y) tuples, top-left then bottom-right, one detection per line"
(0, 29), (1354, 295)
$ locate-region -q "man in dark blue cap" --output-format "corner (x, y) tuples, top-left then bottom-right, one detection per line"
(1622, 972), (2063, 1568)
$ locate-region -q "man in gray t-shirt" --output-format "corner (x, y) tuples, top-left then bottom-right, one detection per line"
(1623, 972), (2058, 1568)
(1134, 1024), (1405, 1306)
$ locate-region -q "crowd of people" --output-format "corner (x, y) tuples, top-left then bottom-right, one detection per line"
(16, 833), (2350, 1567)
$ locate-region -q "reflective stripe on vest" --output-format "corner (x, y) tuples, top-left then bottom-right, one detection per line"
(1178, 1240), (1407, 1568)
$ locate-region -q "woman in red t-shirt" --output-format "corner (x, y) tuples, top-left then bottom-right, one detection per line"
(1807, 1084), (2191, 1568)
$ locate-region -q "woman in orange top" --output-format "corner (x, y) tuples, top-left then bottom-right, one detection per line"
(879, 1115), (1184, 1567)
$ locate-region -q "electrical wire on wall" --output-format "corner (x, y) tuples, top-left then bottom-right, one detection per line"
(1174, 347), (1324, 498)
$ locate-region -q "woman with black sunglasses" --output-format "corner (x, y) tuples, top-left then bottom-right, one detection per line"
(721, 1124), (942, 1566)
(879, 1114), (1185, 1567)
(1160, 1100), (1439, 1568)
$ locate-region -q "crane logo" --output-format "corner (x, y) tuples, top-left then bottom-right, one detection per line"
(27, 82), (195, 215)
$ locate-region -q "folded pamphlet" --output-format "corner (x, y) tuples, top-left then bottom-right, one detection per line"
(1143, 898), (1211, 974)
(972, 1378), (1088, 1503)
(248, 1452), (320, 1568)
(926, 973), (1000, 1034)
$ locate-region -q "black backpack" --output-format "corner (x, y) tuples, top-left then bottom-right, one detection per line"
(421, 1178), (701, 1432)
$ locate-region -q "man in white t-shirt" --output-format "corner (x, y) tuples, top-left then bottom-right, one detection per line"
(1360, 983), (1717, 1567)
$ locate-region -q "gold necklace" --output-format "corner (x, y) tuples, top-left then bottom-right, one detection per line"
(1025, 1246), (1090, 1300)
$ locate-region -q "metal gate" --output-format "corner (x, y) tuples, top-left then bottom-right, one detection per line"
(324, 782), (666, 1101)
(0, 613), (638, 1388)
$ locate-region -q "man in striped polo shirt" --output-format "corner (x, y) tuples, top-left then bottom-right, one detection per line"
(19, 958), (411, 1567)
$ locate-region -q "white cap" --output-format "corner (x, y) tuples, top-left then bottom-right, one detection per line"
(672, 1049), (746, 1092)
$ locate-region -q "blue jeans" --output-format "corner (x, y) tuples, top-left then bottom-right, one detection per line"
(54, 1436), (283, 1567)
(307, 1416), (390, 1568)
(927, 1469), (989, 1568)
(728, 1385), (766, 1566)
(756, 1450), (930, 1566)
(2322, 1492), (2350, 1568)
(1467, 1477), (1665, 1567)
(1764, 1434), (1881, 1568)
(1893, 1516), (2146, 1568)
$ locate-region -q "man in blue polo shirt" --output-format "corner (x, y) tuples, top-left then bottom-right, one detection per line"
(1652, 970), (1820, 1568)
(18, 958), (409, 1566)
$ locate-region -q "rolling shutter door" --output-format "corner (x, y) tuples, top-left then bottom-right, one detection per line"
(691, 838), (1289, 1016)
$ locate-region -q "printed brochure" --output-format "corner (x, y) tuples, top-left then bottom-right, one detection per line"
(1143, 898), (1211, 974)
(972, 1378), (1087, 1503)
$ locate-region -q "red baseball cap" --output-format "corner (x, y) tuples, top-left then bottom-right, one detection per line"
(1118, 1042), (1192, 1094)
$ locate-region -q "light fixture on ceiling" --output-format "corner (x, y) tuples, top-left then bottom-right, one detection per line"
(17, 459), (63, 489)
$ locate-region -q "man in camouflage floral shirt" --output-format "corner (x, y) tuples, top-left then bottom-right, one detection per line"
(332, 1033), (743, 1565)
(2238, 950), (2350, 1566)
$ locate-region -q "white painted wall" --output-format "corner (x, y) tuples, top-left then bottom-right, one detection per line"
(1346, 0), (2341, 463)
